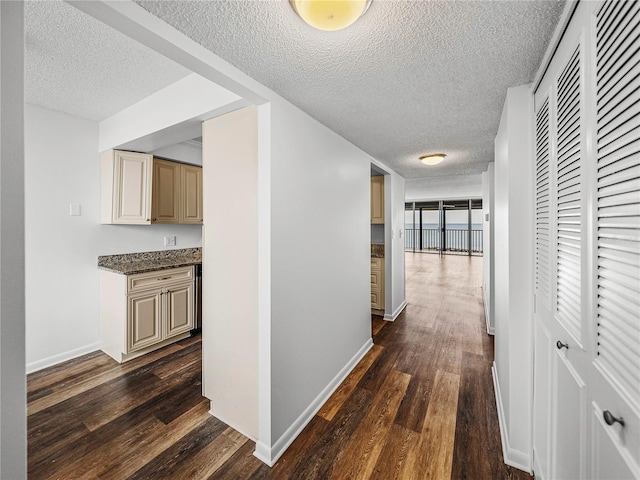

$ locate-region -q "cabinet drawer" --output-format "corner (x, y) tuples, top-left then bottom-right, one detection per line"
(371, 257), (384, 271)
(127, 266), (194, 293)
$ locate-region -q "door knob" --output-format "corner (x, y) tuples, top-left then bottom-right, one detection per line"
(603, 410), (625, 427)
(556, 340), (569, 350)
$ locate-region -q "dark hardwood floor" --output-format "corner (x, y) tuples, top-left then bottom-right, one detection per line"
(28, 252), (531, 479)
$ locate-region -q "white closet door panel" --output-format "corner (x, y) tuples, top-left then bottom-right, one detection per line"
(533, 322), (553, 480)
(593, 0), (640, 474)
(591, 404), (638, 480)
(552, 352), (587, 480)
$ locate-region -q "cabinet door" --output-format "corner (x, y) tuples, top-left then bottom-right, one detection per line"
(113, 151), (152, 224)
(164, 282), (194, 338)
(371, 257), (385, 310)
(127, 290), (162, 353)
(371, 176), (385, 224)
(180, 164), (203, 224)
(152, 159), (180, 223)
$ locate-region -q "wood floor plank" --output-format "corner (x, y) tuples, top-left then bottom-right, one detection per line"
(317, 343), (383, 421)
(268, 415), (329, 479)
(402, 369), (461, 480)
(372, 315), (387, 335)
(393, 375), (433, 433)
(370, 423), (421, 480)
(167, 428), (248, 480)
(328, 369), (411, 480)
(207, 440), (265, 480)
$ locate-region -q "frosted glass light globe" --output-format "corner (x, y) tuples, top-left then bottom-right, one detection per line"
(290, 0), (371, 31)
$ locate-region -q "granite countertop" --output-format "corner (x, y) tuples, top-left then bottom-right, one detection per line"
(98, 247), (202, 275)
(371, 244), (384, 258)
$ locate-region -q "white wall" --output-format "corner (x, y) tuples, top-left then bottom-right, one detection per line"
(268, 97), (372, 454)
(0, 2), (27, 476)
(201, 107), (260, 440)
(405, 173), (483, 201)
(492, 85), (534, 471)
(24, 104), (202, 372)
(482, 163), (495, 334)
(384, 170), (407, 320)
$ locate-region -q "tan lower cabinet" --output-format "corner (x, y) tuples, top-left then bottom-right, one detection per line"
(101, 266), (194, 363)
(371, 257), (385, 312)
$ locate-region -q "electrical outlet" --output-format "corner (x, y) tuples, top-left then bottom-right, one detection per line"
(164, 236), (176, 247)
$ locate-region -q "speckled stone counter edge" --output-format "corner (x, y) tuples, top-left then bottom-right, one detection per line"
(371, 243), (384, 258)
(98, 247), (202, 275)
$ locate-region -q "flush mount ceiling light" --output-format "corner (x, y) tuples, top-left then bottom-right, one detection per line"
(290, 0), (373, 31)
(420, 153), (447, 166)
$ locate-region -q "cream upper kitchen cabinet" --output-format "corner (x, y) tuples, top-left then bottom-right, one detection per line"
(100, 265), (195, 363)
(371, 176), (384, 224)
(102, 150), (203, 225)
(152, 159), (203, 224)
(101, 150), (153, 224)
(152, 158), (181, 224)
(180, 164), (203, 224)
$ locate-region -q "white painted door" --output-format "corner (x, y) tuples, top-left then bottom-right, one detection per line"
(533, 1), (640, 479)
(533, 23), (590, 478)
(589, 1), (639, 477)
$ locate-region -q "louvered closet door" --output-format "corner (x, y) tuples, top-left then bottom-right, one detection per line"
(532, 9), (591, 478)
(533, 94), (554, 479)
(550, 40), (590, 480)
(590, 0), (640, 477)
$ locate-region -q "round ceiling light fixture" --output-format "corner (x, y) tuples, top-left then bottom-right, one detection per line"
(419, 153), (447, 166)
(290, 0), (373, 31)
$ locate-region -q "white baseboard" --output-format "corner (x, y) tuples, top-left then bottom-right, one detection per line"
(484, 302), (495, 335)
(383, 300), (407, 322)
(26, 341), (101, 374)
(492, 363), (531, 473)
(483, 289), (494, 335)
(208, 402), (258, 442)
(253, 337), (374, 467)
(532, 451), (545, 480)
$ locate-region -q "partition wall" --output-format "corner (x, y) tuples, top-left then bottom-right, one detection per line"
(404, 199), (483, 255)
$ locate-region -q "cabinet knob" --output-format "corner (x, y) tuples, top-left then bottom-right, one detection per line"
(603, 410), (625, 427)
(556, 340), (569, 350)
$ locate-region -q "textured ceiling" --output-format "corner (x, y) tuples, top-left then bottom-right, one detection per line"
(135, 0), (565, 178)
(25, 0), (191, 122)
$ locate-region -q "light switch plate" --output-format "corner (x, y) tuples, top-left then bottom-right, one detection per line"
(164, 236), (176, 247)
(69, 203), (81, 216)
